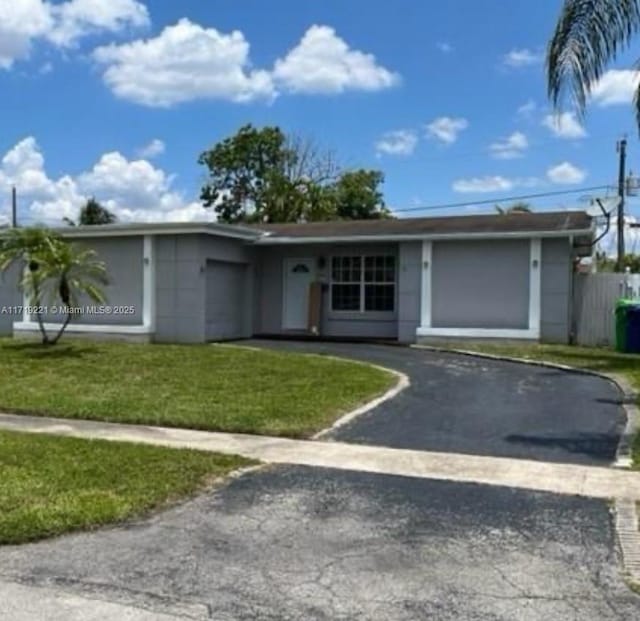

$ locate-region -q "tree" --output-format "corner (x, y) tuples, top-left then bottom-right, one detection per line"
(494, 202), (532, 215)
(547, 1), (640, 128)
(198, 124), (388, 223)
(0, 227), (60, 341)
(333, 170), (389, 220)
(0, 227), (108, 345)
(64, 198), (117, 226)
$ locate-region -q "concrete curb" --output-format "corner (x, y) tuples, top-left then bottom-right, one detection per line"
(311, 359), (410, 440)
(615, 498), (640, 585)
(213, 342), (411, 442)
(411, 344), (639, 469)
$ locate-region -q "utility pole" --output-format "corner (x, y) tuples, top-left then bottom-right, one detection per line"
(617, 138), (627, 272)
(11, 186), (17, 228)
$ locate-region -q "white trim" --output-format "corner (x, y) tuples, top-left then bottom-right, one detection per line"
(529, 238), (542, 335)
(329, 254), (397, 314)
(143, 235), (155, 330)
(420, 240), (432, 328)
(13, 322), (153, 335)
(255, 228), (593, 245)
(416, 327), (539, 339)
(22, 274), (29, 323)
(416, 237), (543, 341)
(56, 224), (259, 241)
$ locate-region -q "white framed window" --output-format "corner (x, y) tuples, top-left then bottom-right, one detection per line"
(331, 255), (396, 312)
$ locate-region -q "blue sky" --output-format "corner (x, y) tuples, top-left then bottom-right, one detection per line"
(2, 0), (640, 250)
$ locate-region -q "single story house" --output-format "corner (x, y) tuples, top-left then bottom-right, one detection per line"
(0, 211), (594, 344)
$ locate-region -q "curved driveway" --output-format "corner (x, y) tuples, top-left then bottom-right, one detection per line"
(249, 340), (626, 466)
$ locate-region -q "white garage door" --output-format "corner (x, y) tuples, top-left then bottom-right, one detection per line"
(205, 260), (247, 341)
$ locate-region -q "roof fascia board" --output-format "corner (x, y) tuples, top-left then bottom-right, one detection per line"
(56, 226), (260, 241)
(253, 228), (594, 245)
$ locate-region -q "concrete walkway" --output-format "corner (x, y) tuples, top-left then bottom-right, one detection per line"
(2, 412), (640, 501)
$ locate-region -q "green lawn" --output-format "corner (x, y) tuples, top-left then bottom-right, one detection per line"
(0, 430), (252, 544)
(0, 339), (395, 438)
(424, 341), (640, 468)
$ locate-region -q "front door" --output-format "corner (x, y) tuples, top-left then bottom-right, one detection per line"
(283, 258), (314, 330)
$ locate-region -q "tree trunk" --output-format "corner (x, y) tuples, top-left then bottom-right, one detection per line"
(31, 283), (49, 345)
(50, 311), (72, 345)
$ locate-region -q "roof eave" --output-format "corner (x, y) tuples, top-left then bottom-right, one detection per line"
(253, 228), (595, 245)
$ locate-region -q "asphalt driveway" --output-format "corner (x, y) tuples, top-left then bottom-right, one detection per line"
(1, 466), (638, 621)
(0, 341), (636, 619)
(248, 340), (627, 466)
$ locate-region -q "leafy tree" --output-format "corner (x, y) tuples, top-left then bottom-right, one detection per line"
(198, 124), (388, 223)
(494, 202), (532, 215)
(64, 198), (117, 226)
(0, 227), (108, 345)
(547, 0), (640, 127)
(333, 170), (389, 220)
(198, 125), (292, 223)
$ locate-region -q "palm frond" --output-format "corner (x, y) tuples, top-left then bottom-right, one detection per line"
(548, 0), (640, 115)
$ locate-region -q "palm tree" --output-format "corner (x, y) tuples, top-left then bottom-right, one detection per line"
(547, 0), (640, 126)
(0, 227), (61, 343)
(64, 198), (117, 226)
(0, 227), (108, 345)
(495, 202), (533, 215)
(40, 242), (109, 344)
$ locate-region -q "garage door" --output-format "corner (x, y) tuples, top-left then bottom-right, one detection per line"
(205, 260), (247, 341)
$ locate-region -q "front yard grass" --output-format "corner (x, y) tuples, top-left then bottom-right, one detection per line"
(0, 339), (395, 438)
(425, 342), (640, 469)
(0, 430), (252, 544)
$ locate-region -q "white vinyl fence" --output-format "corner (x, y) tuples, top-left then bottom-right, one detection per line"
(573, 272), (640, 347)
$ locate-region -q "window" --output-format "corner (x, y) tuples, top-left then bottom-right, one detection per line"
(331, 255), (395, 312)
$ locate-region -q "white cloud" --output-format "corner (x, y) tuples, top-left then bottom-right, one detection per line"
(47, 0), (149, 47)
(0, 136), (211, 225)
(0, 0), (149, 69)
(436, 42), (453, 53)
(137, 138), (165, 159)
(547, 162), (587, 185)
(375, 130), (417, 156)
(489, 131), (528, 159)
(542, 112), (588, 139)
(272, 25), (399, 95)
(452, 176), (515, 193)
(93, 18), (275, 107)
(425, 116), (469, 144)
(502, 48), (543, 68)
(517, 99), (537, 118)
(452, 175), (541, 194)
(591, 69), (640, 106)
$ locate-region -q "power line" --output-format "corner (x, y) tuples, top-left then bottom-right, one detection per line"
(390, 184), (615, 214)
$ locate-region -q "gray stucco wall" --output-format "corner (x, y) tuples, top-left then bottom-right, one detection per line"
(431, 240), (530, 329)
(397, 241), (422, 342)
(155, 234), (253, 343)
(51, 237), (143, 326)
(0, 263), (21, 335)
(254, 243), (399, 339)
(540, 238), (572, 343)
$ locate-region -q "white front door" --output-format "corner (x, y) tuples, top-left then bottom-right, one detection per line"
(283, 258), (314, 330)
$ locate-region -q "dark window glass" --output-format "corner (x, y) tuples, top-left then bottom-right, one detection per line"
(332, 284), (361, 311)
(364, 284), (395, 311)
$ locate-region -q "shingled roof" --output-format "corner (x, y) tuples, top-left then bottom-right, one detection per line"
(253, 210), (592, 240)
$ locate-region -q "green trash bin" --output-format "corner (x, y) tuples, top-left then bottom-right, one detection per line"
(615, 299), (636, 353)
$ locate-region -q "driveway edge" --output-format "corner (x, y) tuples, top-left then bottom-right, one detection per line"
(615, 498), (640, 585)
(411, 344), (639, 469)
(311, 358), (410, 440)
(214, 343), (410, 441)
